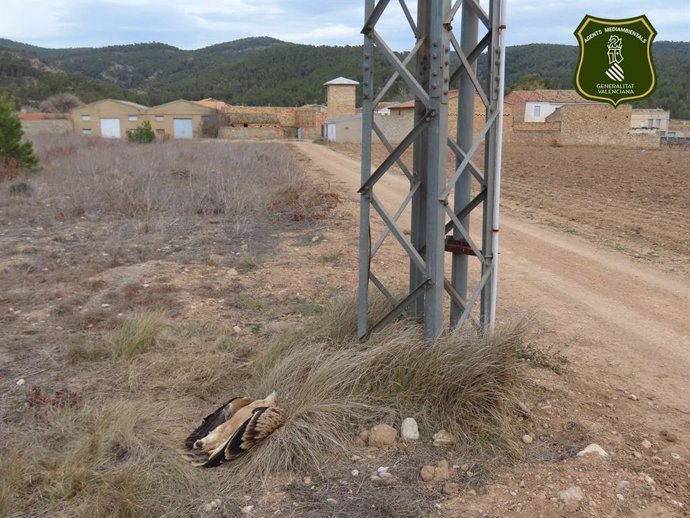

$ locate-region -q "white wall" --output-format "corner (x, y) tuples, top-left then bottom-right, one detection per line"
(525, 102), (561, 122)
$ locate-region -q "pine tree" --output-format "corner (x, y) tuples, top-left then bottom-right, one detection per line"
(0, 98), (38, 175)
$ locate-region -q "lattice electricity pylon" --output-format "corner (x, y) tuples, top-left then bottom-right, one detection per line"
(357, 0), (507, 340)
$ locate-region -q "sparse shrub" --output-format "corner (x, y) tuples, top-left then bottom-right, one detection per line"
(236, 256), (258, 273)
(39, 93), (83, 113)
(0, 98), (38, 173)
(201, 110), (231, 138)
(8, 181), (32, 196)
(5, 138), (306, 239)
(127, 120), (156, 143)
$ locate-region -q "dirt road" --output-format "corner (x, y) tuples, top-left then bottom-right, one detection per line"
(294, 141), (690, 422)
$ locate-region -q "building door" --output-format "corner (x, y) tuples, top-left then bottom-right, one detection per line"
(327, 123), (336, 141)
(100, 118), (121, 139)
(173, 118), (193, 139)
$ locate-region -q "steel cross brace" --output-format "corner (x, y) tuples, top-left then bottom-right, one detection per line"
(358, 0), (507, 340)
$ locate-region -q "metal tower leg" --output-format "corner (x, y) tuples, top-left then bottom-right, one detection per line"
(358, 0), (507, 340)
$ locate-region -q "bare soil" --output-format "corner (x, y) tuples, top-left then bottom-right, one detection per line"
(294, 141), (690, 517)
(1, 138), (689, 517)
(330, 141), (690, 275)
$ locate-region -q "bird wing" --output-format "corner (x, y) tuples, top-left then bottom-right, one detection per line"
(184, 396), (254, 450)
(201, 406), (287, 468)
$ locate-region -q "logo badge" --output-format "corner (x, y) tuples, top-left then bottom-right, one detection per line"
(574, 15), (657, 107)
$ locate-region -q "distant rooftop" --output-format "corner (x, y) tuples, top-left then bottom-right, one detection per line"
(324, 77), (360, 86)
(506, 89), (597, 104)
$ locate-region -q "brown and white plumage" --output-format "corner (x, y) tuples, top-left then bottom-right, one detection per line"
(183, 391), (286, 468)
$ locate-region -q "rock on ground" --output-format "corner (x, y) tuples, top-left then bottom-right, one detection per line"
(433, 460), (451, 482)
(368, 424), (397, 447)
(401, 417), (420, 441)
(433, 429), (454, 447)
(558, 486), (584, 503)
(420, 465), (435, 482)
(577, 443), (609, 457)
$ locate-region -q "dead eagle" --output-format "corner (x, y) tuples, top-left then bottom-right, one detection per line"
(184, 391), (286, 467)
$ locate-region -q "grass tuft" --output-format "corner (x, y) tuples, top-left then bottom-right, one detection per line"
(109, 311), (166, 359)
(232, 294), (528, 479)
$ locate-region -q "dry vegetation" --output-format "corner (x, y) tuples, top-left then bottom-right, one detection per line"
(0, 136), (530, 517)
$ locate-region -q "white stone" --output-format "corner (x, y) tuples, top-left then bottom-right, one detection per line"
(311, 236), (320, 242)
(401, 417), (420, 441)
(616, 494), (625, 501)
(641, 439), (652, 449)
(628, 394), (638, 401)
(227, 268), (238, 276)
(617, 480), (630, 490)
(351, 469), (359, 476)
(433, 429), (454, 447)
(377, 466), (389, 474)
(326, 498), (338, 505)
(203, 503), (213, 512)
(233, 325), (242, 334)
(577, 444), (609, 457)
(522, 434), (533, 445)
(16, 379), (25, 386)
(241, 505), (254, 514)
(671, 453), (681, 460)
(558, 486), (584, 503)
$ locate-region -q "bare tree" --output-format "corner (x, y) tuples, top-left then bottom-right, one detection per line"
(201, 110), (231, 138)
(40, 93), (84, 113)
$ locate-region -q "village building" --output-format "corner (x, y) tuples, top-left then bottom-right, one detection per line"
(324, 77), (360, 119)
(146, 99), (214, 139)
(19, 112), (72, 136)
(630, 108), (670, 132)
(72, 99), (148, 139)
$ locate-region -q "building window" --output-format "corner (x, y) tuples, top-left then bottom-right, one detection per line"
(155, 115), (164, 121)
(129, 115), (138, 121)
(647, 118), (654, 128)
(81, 115), (91, 121)
(655, 119), (661, 127)
(533, 105), (541, 117)
(156, 129), (164, 135)
(82, 128), (92, 135)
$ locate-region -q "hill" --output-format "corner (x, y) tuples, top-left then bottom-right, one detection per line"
(0, 37), (688, 118)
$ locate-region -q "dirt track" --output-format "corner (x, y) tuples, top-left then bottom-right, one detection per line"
(295, 141), (690, 426)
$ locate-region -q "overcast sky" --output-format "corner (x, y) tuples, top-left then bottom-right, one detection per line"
(1, 0), (688, 50)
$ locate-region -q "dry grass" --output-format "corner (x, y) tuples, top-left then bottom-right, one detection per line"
(109, 311), (166, 359)
(1, 136), (305, 238)
(231, 294), (527, 480)
(0, 401), (195, 517)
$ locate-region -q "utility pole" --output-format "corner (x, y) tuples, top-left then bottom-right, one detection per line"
(358, 0), (507, 339)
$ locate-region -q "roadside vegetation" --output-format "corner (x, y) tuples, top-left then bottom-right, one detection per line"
(0, 135), (531, 517)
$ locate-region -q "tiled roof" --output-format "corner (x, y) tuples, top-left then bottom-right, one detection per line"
(19, 112), (72, 120)
(194, 98), (227, 110)
(506, 89), (595, 104)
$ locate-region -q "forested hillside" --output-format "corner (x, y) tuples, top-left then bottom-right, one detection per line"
(0, 37), (688, 118)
